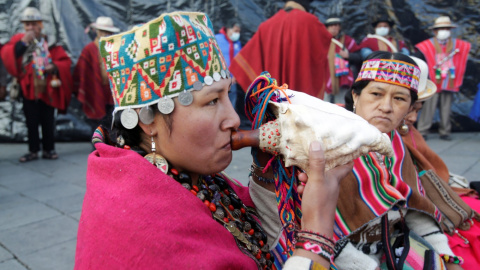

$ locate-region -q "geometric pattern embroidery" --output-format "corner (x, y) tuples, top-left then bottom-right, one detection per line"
(356, 58), (420, 92)
(99, 11), (229, 110)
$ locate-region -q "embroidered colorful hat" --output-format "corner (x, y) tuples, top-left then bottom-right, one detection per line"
(99, 11), (229, 128)
(355, 58), (421, 92)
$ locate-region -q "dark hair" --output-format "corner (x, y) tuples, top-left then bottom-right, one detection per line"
(112, 107), (173, 149)
(227, 20), (241, 30)
(344, 51), (418, 111)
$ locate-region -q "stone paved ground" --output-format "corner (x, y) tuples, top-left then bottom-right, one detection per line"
(0, 132), (479, 269)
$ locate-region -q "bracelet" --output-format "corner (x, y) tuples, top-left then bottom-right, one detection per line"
(440, 254), (464, 265)
(250, 163), (275, 184)
(295, 240), (334, 262)
(297, 230), (335, 245)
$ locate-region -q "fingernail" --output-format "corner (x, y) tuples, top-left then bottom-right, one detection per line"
(311, 141), (321, 151)
(300, 182), (306, 186)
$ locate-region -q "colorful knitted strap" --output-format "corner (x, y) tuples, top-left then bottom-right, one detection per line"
(355, 58), (420, 92)
(245, 72), (301, 256)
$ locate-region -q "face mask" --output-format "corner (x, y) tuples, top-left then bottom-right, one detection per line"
(375, 27), (389, 37)
(436, 30), (451, 40)
(229, 32), (240, 42)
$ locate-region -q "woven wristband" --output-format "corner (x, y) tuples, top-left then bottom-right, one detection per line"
(295, 240), (333, 262)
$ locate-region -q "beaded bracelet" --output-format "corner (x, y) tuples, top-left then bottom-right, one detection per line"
(440, 254), (464, 265)
(295, 240), (334, 262)
(250, 163), (275, 184)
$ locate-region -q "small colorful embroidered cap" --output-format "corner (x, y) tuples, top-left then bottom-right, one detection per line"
(355, 58), (421, 92)
(99, 11), (229, 129)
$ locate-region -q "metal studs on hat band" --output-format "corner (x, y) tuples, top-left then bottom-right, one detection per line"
(120, 108), (139, 129)
(213, 72), (221, 82)
(221, 70), (226, 79)
(158, 97), (175, 114)
(139, 106), (154, 125)
(178, 90), (193, 106)
(204, 76), (214, 86)
(193, 81), (203, 91)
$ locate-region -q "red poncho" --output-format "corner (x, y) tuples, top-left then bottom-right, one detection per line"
(1, 33), (72, 111)
(229, 9), (331, 98)
(415, 38), (470, 92)
(75, 142), (258, 269)
(73, 41), (113, 119)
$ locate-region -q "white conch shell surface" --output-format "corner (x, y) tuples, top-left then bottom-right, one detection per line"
(262, 89), (393, 172)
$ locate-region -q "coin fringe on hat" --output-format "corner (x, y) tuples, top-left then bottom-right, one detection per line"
(429, 16), (457, 29)
(92, 16), (120, 33)
(99, 11), (230, 129)
(20, 7), (43, 22)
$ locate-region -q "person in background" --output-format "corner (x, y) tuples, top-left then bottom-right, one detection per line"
(229, 0), (331, 99)
(1, 7), (72, 162)
(73, 16), (119, 134)
(334, 51), (462, 270)
(215, 20), (245, 124)
(359, 15), (409, 59)
(323, 14), (361, 104)
(415, 16), (470, 141)
(398, 76), (480, 269)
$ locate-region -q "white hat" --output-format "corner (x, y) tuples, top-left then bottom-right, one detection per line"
(92, 16), (120, 33)
(20, 7), (43, 22)
(410, 56), (436, 101)
(429, 16), (457, 29)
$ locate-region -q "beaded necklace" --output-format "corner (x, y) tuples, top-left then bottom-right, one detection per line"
(168, 168), (276, 269)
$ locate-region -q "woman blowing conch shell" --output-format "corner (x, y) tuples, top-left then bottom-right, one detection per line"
(75, 11), (355, 270)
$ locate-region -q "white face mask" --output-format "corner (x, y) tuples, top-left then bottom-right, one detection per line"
(375, 27), (389, 36)
(229, 32), (240, 42)
(436, 30), (451, 40)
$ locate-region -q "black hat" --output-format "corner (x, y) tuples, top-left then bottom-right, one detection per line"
(325, 15), (342, 26)
(371, 15), (394, 28)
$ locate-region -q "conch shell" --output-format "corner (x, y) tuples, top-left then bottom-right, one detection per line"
(257, 89), (393, 172)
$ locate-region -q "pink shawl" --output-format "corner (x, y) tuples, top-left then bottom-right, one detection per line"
(75, 142), (257, 269)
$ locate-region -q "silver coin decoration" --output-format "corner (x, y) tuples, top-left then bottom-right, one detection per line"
(157, 97), (175, 114)
(226, 70), (231, 78)
(221, 70), (226, 79)
(204, 76), (214, 85)
(213, 72), (221, 82)
(178, 91), (193, 106)
(138, 106), (154, 124)
(193, 81), (203, 91)
(120, 109), (139, 129)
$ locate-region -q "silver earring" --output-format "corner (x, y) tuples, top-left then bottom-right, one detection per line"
(144, 134), (169, 173)
(353, 105), (356, 114)
(399, 119), (409, 135)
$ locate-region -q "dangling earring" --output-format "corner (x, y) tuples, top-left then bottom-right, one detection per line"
(144, 134), (169, 174)
(399, 119), (409, 135)
(353, 104), (356, 114)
